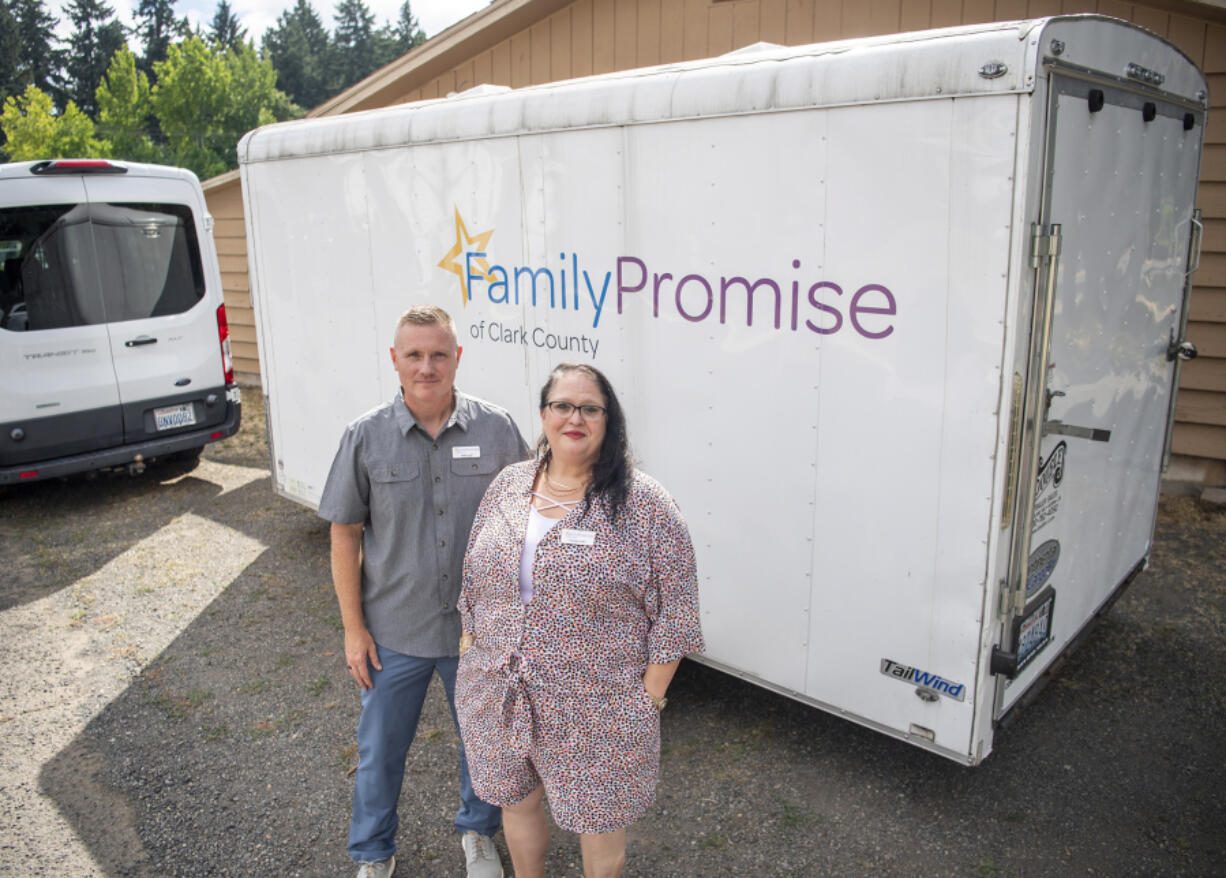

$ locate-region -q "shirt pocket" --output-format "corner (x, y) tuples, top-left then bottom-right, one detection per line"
(451, 456), (499, 477)
(369, 460), (421, 486)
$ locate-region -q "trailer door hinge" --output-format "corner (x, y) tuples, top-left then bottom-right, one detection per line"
(1030, 222), (1061, 269)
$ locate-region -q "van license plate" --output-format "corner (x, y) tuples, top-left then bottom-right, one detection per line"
(154, 403), (196, 431)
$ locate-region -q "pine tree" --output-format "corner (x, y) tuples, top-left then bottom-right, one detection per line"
(135, 0), (184, 79)
(9, 0), (65, 105)
(63, 0), (127, 118)
(394, 0), (425, 54)
(0, 4), (22, 104)
(261, 0), (330, 110)
(208, 0), (246, 53)
(331, 0), (375, 91)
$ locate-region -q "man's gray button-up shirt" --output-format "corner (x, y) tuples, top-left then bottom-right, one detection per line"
(318, 390), (530, 657)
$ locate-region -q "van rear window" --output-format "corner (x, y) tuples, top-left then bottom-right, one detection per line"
(0, 202), (205, 332)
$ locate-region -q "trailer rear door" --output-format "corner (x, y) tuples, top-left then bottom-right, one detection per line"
(998, 64), (1204, 713)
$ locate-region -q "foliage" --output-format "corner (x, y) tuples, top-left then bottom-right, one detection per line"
(135, 0), (186, 79)
(261, 0), (330, 110)
(63, 0), (126, 117)
(0, 84), (106, 159)
(394, 0), (425, 55)
(0, 3), (22, 104)
(0, 0), (418, 172)
(150, 36), (297, 178)
(331, 0), (375, 88)
(208, 0), (247, 53)
(9, 0), (64, 105)
(95, 46), (159, 162)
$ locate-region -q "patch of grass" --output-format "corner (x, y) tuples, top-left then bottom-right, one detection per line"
(977, 855), (1001, 877)
(423, 728), (443, 741)
(778, 798), (821, 829)
(274, 652), (294, 670)
(699, 832), (726, 850)
(151, 688), (212, 720)
(308, 676), (330, 696)
(339, 745), (358, 772)
(236, 678), (271, 695)
(203, 723), (229, 742)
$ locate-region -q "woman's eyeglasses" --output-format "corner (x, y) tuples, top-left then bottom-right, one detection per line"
(544, 401), (607, 420)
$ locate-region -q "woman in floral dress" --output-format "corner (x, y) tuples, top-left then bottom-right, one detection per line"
(456, 362), (704, 878)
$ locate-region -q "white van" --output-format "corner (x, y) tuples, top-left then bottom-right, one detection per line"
(0, 159), (240, 484)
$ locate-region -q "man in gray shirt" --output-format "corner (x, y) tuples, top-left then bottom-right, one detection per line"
(318, 305), (530, 878)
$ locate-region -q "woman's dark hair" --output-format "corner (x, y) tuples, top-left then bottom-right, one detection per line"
(537, 362), (633, 522)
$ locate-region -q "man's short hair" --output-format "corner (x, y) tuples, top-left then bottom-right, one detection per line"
(394, 305), (457, 342)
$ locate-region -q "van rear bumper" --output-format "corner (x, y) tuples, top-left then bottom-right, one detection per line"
(0, 394), (241, 485)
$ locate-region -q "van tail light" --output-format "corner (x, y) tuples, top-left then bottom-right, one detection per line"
(30, 159), (127, 175)
(216, 304), (234, 385)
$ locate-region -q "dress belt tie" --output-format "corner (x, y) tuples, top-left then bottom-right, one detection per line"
(498, 652), (535, 753)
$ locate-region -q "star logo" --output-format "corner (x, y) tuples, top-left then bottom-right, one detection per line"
(437, 207), (494, 306)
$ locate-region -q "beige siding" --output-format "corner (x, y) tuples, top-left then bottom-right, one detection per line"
(209, 0), (1226, 470)
(205, 180), (258, 384)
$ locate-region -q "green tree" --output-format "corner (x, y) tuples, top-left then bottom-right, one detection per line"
(261, 0), (330, 109)
(10, 0), (64, 105)
(135, 0), (184, 79)
(151, 36), (297, 178)
(149, 36), (228, 176)
(208, 0), (246, 53)
(63, 0), (127, 118)
(331, 0), (375, 91)
(223, 40), (296, 139)
(394, 0), (425, 54)
(0, 3), (22, 103)
(95, 46), (159, 161)
(0, 84), (107, 159)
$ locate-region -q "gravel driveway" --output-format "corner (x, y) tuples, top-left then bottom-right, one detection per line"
(1, 394), (1223, 877)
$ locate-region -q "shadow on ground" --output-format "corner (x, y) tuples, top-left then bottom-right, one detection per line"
(24, 395), (1226, 877)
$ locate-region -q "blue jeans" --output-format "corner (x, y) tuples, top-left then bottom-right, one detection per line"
(348, 645), (501, 863)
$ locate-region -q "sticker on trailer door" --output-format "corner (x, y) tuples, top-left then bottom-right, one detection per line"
(1026, 539), (1060, 599)
(1032, 441), (1067, 534)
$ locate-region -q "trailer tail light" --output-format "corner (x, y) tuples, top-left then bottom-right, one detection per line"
(30, 159), (127, 175)
(19, 470), (38, 479)
(216, 304), (234, 385)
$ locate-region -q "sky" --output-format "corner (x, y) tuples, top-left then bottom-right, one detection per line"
(48, 0), (491, 51)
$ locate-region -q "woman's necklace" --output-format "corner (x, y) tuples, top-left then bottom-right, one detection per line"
(543, 465), (587, 495)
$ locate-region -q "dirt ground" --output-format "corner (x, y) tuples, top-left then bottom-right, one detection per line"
(1, 393), (1223, 877)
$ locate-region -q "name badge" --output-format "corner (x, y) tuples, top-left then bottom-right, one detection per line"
(452, 445), (481, 459)
(560, 529), (596, 546)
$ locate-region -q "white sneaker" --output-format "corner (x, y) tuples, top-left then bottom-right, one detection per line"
(461, 830), (504, 878)
(356, 856), (395, 878)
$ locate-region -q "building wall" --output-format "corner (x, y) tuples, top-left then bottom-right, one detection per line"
(206, 176), (260, 383)
(210, 0), (1226, 473)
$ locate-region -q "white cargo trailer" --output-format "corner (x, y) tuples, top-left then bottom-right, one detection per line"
(239, 16), (1206, 764)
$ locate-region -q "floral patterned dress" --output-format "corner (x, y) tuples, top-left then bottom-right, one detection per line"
(456, 460), (704, 834)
